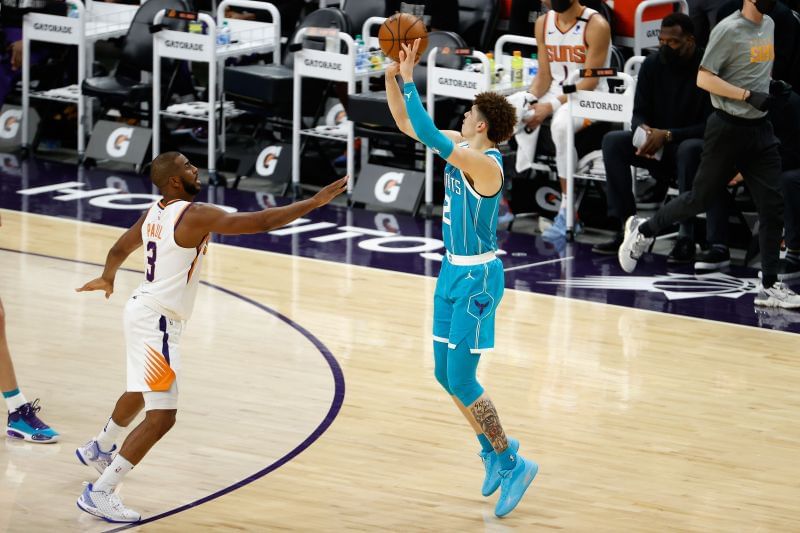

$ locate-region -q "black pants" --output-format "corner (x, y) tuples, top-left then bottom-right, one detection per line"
(648, 111), (784, 275)
(782, 169), (800, 251)
(602, 131), (729, 242)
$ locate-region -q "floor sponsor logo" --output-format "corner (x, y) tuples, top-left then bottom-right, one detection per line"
(543, 272), (759, 301)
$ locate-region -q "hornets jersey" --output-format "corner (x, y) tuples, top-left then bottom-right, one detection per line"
(441, 143), (504, 256)
(134, 199), (209, 321)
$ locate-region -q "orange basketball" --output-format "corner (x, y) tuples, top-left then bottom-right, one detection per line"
(378, 13), (429, 63)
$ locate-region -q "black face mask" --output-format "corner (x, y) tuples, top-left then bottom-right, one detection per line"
(659, 44), (691, 66)
(551, 0), (573, 13)
(659, 45), (680, 65)
(753, 0), (775, 13)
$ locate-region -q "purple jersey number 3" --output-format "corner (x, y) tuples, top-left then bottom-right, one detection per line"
(146, 241), (157, 281)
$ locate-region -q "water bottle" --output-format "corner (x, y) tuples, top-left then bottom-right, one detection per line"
(67, 2), (79, 18)
(216, 21), (231, 46)
(355, 34), (367, 71)
(511, 50), (524, 88)
(325, 22), (338, 53)
(528, 53), (539, 81)
(486, 52), (496, 79)
(369, 48), (383, 70)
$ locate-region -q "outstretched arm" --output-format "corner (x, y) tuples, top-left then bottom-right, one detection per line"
(385, 61), (420, 141)
(398, 40), (455, 158)
(75, 210), (147, 298)
(399, 40), (502, 196)
(176, 176), (348, 245)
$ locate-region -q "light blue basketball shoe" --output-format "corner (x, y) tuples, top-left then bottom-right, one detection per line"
(6, 399), (59, 443)
(542, 210), (584, 241)
(479, 437), (519, 497)
(494, 455), (538, 518)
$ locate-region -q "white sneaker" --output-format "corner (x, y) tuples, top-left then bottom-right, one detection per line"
(76, 440), (116, 474)
(77, 483), (141, 523)
(754, 282), (800, 309)
(618, 216), (654, 273)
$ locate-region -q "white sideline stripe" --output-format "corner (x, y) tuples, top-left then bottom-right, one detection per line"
(269, 222), (337, 236)
(505, 256), (574, 272)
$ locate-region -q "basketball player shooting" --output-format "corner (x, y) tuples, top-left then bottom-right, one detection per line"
(73, 152), (347, 523)
(385, 39), (537, 517)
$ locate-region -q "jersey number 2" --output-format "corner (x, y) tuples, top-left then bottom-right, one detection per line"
(442, 194), (451, 226)
(146, 241), (157, 282)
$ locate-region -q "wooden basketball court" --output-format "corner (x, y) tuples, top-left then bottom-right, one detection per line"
(1, 208), (798, 532)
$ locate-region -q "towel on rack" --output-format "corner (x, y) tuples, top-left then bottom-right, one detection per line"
(505, 90), (539, 173)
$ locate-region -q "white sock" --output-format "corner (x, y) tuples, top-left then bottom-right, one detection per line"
(3, 389), (27, 413)
(95, 418), (125, 453)
(94, 454), (134, 493)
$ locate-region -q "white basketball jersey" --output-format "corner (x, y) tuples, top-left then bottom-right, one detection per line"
(544, 8), (609, 87)
(134, 199), (209, 321)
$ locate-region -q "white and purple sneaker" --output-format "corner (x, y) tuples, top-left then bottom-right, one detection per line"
(76, 439), (116, 474)
(77, 483), (141, 523)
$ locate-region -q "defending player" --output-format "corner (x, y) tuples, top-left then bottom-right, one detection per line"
(74, 152), (347, 522)
(386, 40), (537, 517)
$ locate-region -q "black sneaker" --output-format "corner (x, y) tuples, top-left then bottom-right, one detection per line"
(591, 232), (624, 255)
(694, 246), (730, 271)
(779, 255), (800, 281)
(667, 237), (696, 264)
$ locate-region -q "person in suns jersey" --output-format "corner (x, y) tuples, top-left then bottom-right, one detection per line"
(524, 0), (611, 241)
(73, 152), (347, 523)
(385, 39), (537, 518)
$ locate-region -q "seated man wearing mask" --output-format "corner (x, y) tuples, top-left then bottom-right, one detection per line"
(593, 13), (715, 262)
(524, 0), (612, 241)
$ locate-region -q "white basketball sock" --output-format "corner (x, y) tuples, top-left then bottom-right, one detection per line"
(95, 418), (125, 452)
(94, 454), (134, 493)
(3, 389), (27, 413)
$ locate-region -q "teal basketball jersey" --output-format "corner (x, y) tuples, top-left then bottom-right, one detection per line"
(442, 142), (504, 256)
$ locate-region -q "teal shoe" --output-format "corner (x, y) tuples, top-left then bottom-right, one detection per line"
(479, 437), (519, 497)
(494, 456), (538, 518)
(6, 399), (59, 443)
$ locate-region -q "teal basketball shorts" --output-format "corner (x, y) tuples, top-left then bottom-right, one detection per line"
(433, 255), (504, 353)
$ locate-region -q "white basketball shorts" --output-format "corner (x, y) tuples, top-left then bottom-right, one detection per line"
(123, 295), (183, 410)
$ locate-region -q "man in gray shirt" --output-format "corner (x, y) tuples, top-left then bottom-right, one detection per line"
(616, 0), (800, 308)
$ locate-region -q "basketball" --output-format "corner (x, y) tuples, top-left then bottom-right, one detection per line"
(378, 12), (429, 63)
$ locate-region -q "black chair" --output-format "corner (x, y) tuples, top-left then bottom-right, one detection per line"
(458, 0), (501, 51)
(82, 0), (189, 120)
(224, 7), (351, 113)
(342, 0), (385, 39)
(507, 0), (542, 37)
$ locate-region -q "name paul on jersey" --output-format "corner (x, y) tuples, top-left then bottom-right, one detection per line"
(146, 223), (164, 240)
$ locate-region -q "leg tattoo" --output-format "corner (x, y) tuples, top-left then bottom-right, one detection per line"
(469, 395), (508, 452)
